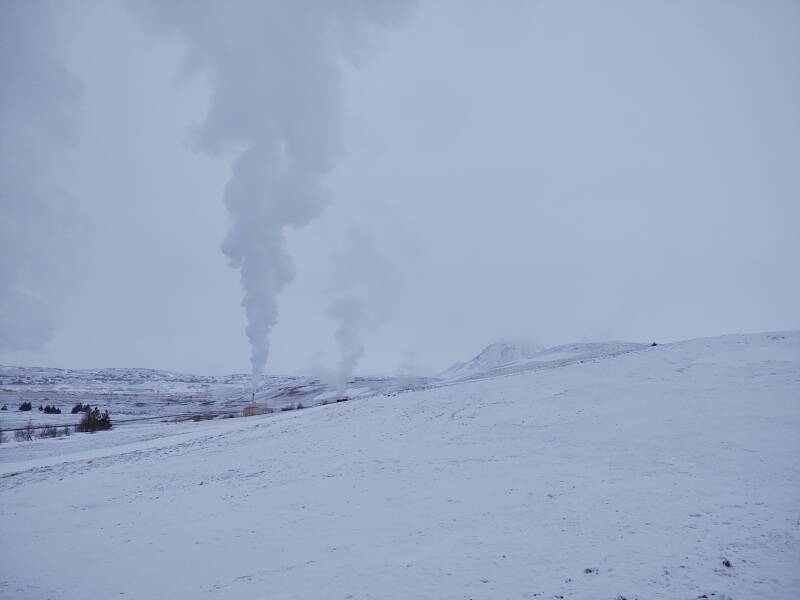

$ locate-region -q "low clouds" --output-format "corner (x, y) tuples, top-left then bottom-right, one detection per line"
(0, 1), (797, 374)
(0, 1), (81, 351)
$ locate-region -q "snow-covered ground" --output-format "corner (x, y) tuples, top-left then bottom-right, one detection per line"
(1, 331), (798, 599)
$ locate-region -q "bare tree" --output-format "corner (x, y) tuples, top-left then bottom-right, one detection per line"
(39, 425), (59, 439)
(14, 420), (35, 442)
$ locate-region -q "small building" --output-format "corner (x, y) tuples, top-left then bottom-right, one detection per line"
(243, 405), (268, 417)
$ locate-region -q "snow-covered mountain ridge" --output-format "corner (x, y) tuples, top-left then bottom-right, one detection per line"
(0, 365), (247, 388)
(443, 339), (649, 380)
(443, 341), (544, 377)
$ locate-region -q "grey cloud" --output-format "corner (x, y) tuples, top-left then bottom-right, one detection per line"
(0, 1), (797, 376)
(0, 1), (81, 351)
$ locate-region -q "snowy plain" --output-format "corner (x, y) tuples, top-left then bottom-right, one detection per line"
(0, 331), (798, 599)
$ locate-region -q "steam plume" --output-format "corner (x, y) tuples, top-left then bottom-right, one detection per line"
(324, 227), (396, 389)
(327, 295), (370, 392)
(128, 1), (411, 388)
(0, 1), (81, 351)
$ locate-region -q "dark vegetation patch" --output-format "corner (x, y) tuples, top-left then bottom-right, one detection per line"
(14, 421), (35, 441)
(76, 406), (112, 433)
(38, 425), (59, 439)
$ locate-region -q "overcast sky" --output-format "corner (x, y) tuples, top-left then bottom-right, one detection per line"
(1, 0), (798, 376)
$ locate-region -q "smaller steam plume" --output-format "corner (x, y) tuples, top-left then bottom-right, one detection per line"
(323, 227), (397, 391)
(327, 295), (371, 393)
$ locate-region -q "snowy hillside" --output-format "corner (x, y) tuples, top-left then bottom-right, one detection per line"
(0, 339), (649, 428)
(1, 331), (799, 599)
(443, 341), (545, 377)
(443, 340), (648, 381)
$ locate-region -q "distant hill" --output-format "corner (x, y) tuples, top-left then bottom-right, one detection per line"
(443, 341), (544, 378)
(443, 340), (648, 380)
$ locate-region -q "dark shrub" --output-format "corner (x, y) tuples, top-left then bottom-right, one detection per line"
(191, 413), (215, 422)
(76, 406), (112, 433)
(71, 402), (90, 414)
(43, 405), (61, 414)
(18, 401), (32, 411)
(38, 405), (43, 411)
(1, 404), (7, 410)
(15, 420), (35, 442)
(39, 425), (59, 439)
(62, 425), (71, 437)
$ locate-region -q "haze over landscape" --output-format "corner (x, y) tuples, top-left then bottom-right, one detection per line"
(1, 1), (798, 599)
(2, 0), (798, 377)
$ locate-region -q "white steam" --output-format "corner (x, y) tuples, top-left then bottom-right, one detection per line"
(128, 0), (411, 388)
(324, 227), (396, 390)
(0, 1), (81, 351)
(327, 295), (370, 392)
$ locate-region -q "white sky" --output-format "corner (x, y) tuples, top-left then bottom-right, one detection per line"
(1, 0), (798, 375)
